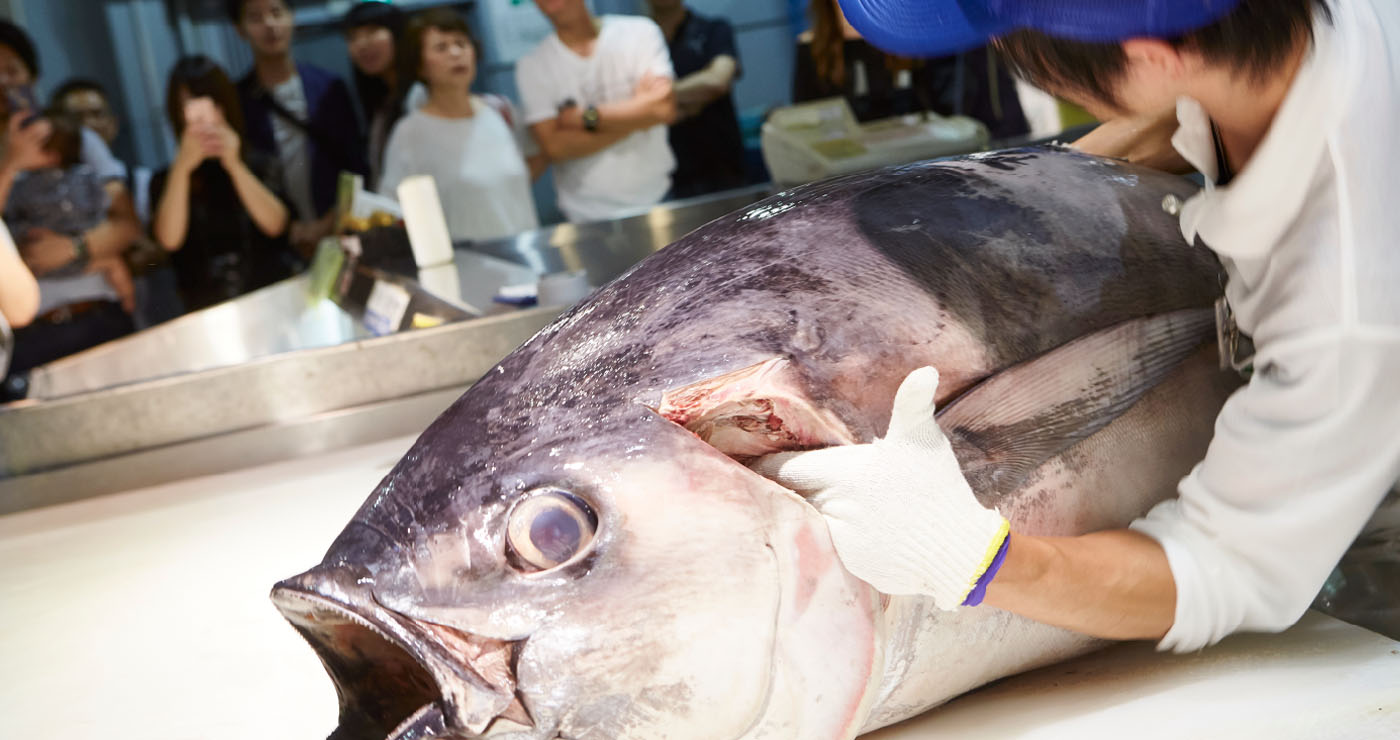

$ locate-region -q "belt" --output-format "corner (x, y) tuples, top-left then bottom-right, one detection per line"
(34, 300), (111, 325)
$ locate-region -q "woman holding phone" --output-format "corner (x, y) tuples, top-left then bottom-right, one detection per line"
(151, 56), (296, 312)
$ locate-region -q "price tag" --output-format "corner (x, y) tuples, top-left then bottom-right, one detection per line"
(363, 279), (412, 336)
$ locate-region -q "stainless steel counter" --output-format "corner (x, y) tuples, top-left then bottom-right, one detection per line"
(462, 184), (772, 287)
(0, 185), (773, 512)
(25, 277), (370, 401)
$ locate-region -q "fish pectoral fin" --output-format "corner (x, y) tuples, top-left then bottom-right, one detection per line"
(937, 308), (1216, 499)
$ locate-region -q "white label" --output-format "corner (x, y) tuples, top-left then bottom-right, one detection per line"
(363, 280), (412, 336)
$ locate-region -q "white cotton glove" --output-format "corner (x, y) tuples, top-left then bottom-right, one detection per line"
(752, 367), (1009, 609)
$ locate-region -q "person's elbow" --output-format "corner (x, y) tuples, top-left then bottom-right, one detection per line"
(526, 153), (549, 182)
(258, 202), (291, 238)
(154, 223), (184, 252)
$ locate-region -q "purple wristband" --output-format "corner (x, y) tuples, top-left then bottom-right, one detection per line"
(962, 534), (1010, 607)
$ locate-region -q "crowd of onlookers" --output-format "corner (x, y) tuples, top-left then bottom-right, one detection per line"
(0, 0), (1032, 395)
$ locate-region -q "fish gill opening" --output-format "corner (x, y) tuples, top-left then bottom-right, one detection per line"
(649, 357), (857, 465)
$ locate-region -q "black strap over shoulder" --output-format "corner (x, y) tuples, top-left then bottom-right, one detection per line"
(254, 83), (356, 165)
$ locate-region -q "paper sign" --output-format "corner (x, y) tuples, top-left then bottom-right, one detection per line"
(363, 280), (412, 336)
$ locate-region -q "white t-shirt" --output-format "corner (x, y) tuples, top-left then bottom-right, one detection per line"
(270, 75), (316, 221)
(515, 15), (676, 223)
(1130, 0), (1400, 653)
(379, 97), (540, 242)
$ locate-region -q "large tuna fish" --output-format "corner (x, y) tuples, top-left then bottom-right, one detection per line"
(273, 147), (1239, 740)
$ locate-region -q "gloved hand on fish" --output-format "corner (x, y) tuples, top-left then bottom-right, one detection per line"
(272, 147), (1238, 739)
(753, 366), (1012, 609)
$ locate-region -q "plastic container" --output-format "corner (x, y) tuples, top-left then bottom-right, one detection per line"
(760, 97), (989, 187)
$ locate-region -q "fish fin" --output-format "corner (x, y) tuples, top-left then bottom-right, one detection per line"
(937, 308), (1216, 498)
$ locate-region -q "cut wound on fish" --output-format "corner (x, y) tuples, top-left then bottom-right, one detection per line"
(653, 357), (857, 461)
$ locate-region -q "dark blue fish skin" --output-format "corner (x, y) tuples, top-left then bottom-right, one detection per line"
(274, 147), (1225, 740)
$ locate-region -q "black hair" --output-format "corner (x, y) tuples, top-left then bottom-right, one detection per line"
(226, 0), (247, 23)
(344, 1), (404, 35)
(384, 7), (479, 127)
(997, 0), (1330, 108)
(344, 1), (405, 122)
(164, 55), (246, 139)
(50, 78), (108, 107)
(397, 7), (478, 88)
(226, 0), (289, 24)
(0, 20), (39, 78)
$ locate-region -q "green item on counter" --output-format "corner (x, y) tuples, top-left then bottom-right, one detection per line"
(307, 237), (347, 305)
(335, 171), (361, 233)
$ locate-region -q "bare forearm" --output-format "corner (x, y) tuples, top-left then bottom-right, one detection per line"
(0, 246), (40, 327)
(984, 529), (1176, 641)
(0, 165), (18, 209)
(225, 158), (288, 237)
(1072, 109), (1191, 174)
(153, 168), (193, 250)
(526, 153), (549, 181)
(674, 57), (736, 110)
(594, 95), (676, 134)
(534, 125), (630, 163)
(86, 184), (141, 258)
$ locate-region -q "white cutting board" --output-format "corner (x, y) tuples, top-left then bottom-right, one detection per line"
(2, 438), (1397, 740)
(867, 609), (1400, 739)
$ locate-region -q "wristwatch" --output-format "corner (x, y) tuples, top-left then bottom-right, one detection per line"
(72, 234), (90, 265)
(581, 105), (600, 132)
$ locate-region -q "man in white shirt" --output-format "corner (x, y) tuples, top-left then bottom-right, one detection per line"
(515, 0), (678, 223)
(755, 0), (1400, 652)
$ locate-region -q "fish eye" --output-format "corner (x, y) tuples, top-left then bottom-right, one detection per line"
(506, 488), (597, 572)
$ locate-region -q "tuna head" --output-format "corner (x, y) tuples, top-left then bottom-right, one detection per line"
(271, 362), (884, 740)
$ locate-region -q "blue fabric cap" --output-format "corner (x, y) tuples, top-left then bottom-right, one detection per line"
(839, 0), (1244, 58)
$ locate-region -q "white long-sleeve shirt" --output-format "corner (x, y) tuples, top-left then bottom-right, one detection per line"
(1130, 0), (1400, 653)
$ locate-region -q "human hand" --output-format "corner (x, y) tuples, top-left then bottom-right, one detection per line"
(752, 367), (1010, 608)
(1072, 106), (1191, 174)
(20, 228), (81, 276)
(209, 116), (242, 171)
(555, 102), (584, 131)
(634, 73), (671, 101)
(88, 256), (135, 313)
(1, 113), (53, 174)
(289, 212), (335, 258)
(675, 99), (705, 122)
(174, 125), (216, 175)
(634, 74), (676, 124)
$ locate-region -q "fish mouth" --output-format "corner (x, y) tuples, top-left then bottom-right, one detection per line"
(271, 575), (537, 739)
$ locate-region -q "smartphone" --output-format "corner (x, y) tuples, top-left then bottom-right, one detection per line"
(183, 96), (219, 130)
(4, 85), (40, 127)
